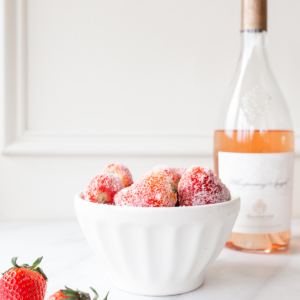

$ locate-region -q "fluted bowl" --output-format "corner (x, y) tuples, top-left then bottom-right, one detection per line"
(74, 192), (240, 296)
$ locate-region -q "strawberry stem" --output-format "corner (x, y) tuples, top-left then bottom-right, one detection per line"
(31, 257), (43, 269)
(59, 287), (107, 300)
(1, 257), (48, 281)
(171, 182), (178, 194)
(90, 287), (99, 300)
(103, 291), (110, 300)
(60, 287), (90, 300)
(11, 257), (20, 268)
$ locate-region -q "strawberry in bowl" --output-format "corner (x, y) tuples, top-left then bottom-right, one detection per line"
(75, 163), (240, 296)
(83, 173), (124, 205)
(178, 166), (231, 206)
(102, 163), (133, 188)
(145, 165), (181, 189)
(115, 172), (177, 207)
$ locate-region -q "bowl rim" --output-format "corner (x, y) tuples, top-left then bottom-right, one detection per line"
(75, 191), (240, 211)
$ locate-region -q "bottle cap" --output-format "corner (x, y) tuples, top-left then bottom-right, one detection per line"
(241, 0), (267, 31)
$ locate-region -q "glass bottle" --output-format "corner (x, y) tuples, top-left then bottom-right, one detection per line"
(214, 0), (294, 253)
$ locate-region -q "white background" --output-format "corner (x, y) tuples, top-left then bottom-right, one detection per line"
(0, 0), (299, 220)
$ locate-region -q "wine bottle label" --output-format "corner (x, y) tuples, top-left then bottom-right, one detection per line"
(218, 152), (294, 234)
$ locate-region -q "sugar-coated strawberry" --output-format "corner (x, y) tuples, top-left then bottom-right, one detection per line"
(0, 257), (47, 300)
(178, 166), (231, 206)
(102, 163), (133, 188)
(145, 165), (180, 188)
(48, 286), (108, 300)
(84, 173), (124, 205)
(173, 167), (187, 179)
(115, 173), (177, 207)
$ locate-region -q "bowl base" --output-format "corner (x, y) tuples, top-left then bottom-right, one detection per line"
(111, 275), (205, 297)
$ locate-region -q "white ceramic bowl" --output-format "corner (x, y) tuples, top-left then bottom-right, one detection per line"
(75, 192), (240, 296)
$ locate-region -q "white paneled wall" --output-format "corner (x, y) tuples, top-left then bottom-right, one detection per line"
(0, 0), (299, 220)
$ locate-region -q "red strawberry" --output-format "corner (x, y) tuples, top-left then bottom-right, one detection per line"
(47, 287), (109, 300)
(147, 165), (181, 188)
(173, 167), (187, 179)
(178, 166), (231, 206)
(115, 173), (177, 207)
(102, 163), (133, 188)
(0, 257), (47, 300)
(47, 290), (69, 300)
(83, 173), (124, 205)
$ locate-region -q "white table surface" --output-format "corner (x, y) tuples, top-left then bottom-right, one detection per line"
(1, 220), (300, 300)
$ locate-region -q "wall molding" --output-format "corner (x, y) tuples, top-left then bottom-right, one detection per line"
(0, 0), (215, 156)
(2, 131), (214, 156)
(1, 0), (299, 156)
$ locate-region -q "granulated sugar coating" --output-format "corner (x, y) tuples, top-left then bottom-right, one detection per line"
(173, 167), (188, 179)
(178, 166), (231, 206)
(102, 163), (133, 188)
(144, 165), (181, 188)
(84, 173), (124, 205)
(115, 173), (177, 207)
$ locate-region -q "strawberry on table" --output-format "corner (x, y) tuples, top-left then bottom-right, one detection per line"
(0, 256), (47, 300)
(47, 290), (69, 300)
(48, 286), (109, 300)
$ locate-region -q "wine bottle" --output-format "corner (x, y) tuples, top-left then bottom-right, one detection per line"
(214, 0), (294, 253)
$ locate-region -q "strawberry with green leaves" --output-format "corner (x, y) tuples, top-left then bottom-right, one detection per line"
(0, 256), (47, 300)
(47, 286), (109, 300)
